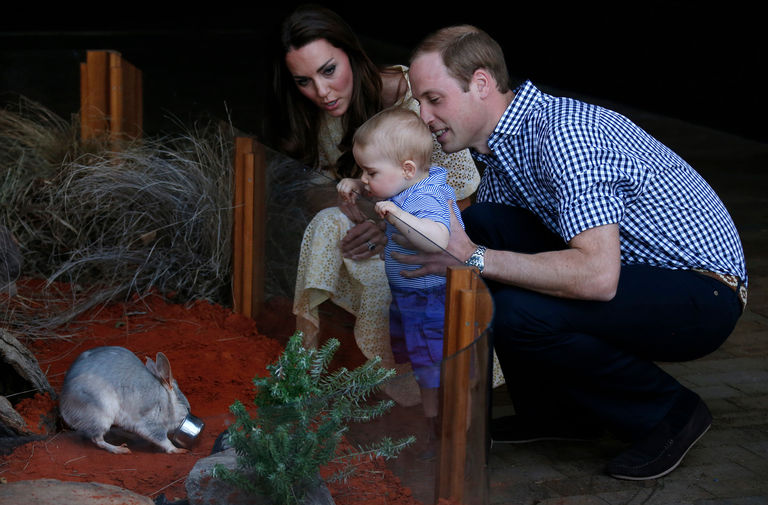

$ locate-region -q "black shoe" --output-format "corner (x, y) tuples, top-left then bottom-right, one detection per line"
(606, 395), (712, 480)
(490, 415), (603, 444)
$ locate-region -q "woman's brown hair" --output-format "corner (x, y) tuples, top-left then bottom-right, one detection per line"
(272, 5), (383, 179)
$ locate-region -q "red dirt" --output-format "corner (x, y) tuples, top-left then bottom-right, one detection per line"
(0, 285), (422, 505)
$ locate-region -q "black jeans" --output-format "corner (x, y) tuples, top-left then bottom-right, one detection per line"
(464, 202), (742, 440)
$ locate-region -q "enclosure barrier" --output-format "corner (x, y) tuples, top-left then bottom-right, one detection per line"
(232, 137), (267, 318)
(80, 50), (143, 141)
(231, 141), (492, 503)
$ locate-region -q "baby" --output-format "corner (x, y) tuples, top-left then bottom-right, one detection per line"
(337, 107), (464, 431)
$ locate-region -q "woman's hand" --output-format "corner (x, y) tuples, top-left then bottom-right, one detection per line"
(341, 219), (387, 260)
(335, 189), (386, 260)
(338, 198), (368, 224)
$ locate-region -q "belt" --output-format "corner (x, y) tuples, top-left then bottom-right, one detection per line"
(693, 269), (748, 311)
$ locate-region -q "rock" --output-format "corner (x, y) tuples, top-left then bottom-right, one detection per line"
(0, 328), (57, 436)
(186, 448), (334, 505)
(0, 433), (44, 455)
(0, 396), (26, 435)
(0, 479), (154, 505)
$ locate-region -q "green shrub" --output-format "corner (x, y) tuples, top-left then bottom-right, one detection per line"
(213, 331), (414, 505)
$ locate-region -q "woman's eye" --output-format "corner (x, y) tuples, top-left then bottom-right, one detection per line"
(322, 64), (336, 76)
(294, 77), (309, 87)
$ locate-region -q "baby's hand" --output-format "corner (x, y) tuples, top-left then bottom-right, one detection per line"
(375, 201), (396, 219)
(336, 178), (360, 204)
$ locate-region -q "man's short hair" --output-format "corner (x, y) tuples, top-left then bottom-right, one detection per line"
(353, 107), (433, 169)
(412, 25), (510, 93)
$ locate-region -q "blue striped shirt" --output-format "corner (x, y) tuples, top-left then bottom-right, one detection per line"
(473, 81), (746, 283)
(385, 165), (464, 290)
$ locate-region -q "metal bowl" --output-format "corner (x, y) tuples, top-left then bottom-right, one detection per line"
(171, 413), (205, 448)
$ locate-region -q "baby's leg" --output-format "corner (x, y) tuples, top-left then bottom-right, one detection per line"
(421, 387), (439, 419)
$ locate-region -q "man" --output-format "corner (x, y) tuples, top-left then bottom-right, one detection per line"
(402, 25), (747, 480)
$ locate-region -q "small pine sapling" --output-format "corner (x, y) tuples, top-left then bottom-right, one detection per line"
(212, 331), (415, 505)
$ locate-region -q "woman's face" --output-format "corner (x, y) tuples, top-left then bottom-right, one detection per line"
(285, 38), (355, 117)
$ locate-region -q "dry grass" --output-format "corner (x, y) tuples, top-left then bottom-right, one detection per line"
(0, 97), (326, 337)
(0, 98), (239, 334)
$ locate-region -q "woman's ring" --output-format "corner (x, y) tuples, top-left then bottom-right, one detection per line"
(366, 241), (376, 251)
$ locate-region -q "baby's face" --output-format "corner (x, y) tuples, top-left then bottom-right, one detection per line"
(354, 144), (409, 200)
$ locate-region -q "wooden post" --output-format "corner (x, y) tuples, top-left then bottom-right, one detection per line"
(80, 50), (142, 142)
(81, 51), (109, 140)
(436, 266), (479, 503)
(250, 142), (267, 318)
(232, 139), (246, 314)
(109, 52), (124, 143)
(241, 149), (255, 317)
(125, 58), (143, 138)
(232, 137), (266, 319)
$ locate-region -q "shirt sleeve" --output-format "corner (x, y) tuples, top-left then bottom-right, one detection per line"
(402, 193), (451, 231)
(542, 119), (646, 241)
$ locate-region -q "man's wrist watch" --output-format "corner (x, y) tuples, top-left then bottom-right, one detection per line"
(465, 245), (487, 274)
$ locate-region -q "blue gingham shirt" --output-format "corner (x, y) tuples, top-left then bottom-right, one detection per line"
(473, 81), (746, 283)
(385, 165), (465, 290)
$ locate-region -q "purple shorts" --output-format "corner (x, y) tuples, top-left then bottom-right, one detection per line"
(389, 284), (446, 389)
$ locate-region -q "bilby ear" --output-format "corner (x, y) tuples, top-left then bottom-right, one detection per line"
(147, 352), (174, 390)
(402, 160), (418, 179)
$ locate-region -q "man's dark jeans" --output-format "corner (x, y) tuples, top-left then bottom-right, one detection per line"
(463, 202), (743, 440)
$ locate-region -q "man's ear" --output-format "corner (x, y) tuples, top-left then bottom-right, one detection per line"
(402, 160), (418, 179)
(472, 68), (493, 98)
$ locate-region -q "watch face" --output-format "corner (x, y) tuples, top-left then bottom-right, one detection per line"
(467, 245), (486, 272)
(466, 247), (484, 271)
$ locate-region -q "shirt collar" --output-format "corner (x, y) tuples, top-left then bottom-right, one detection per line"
(488, 80), (547, 148)
(392, 165), (447, 205)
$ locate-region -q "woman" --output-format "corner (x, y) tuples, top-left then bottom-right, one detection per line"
(272, 6), (495, 405)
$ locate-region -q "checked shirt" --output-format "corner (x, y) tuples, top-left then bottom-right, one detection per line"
(473, 81), (746, 283)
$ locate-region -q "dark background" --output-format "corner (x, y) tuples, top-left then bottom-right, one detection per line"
(1, 2), (765, 143)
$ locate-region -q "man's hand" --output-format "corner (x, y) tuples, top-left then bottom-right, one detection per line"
(388, 200), (621, 301)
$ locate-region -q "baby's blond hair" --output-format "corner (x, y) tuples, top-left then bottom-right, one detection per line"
(353, 107), (433, 170)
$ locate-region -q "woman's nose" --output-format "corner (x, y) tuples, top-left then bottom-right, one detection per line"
(316, 80), (330, 98)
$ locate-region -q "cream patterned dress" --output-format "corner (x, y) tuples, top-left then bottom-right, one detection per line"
(293, 66), (503, 406)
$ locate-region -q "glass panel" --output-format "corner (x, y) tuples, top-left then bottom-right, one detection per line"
(254, 144), (495, 505)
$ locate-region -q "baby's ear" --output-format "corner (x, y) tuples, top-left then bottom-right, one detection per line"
(402, 160), (418, 179)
